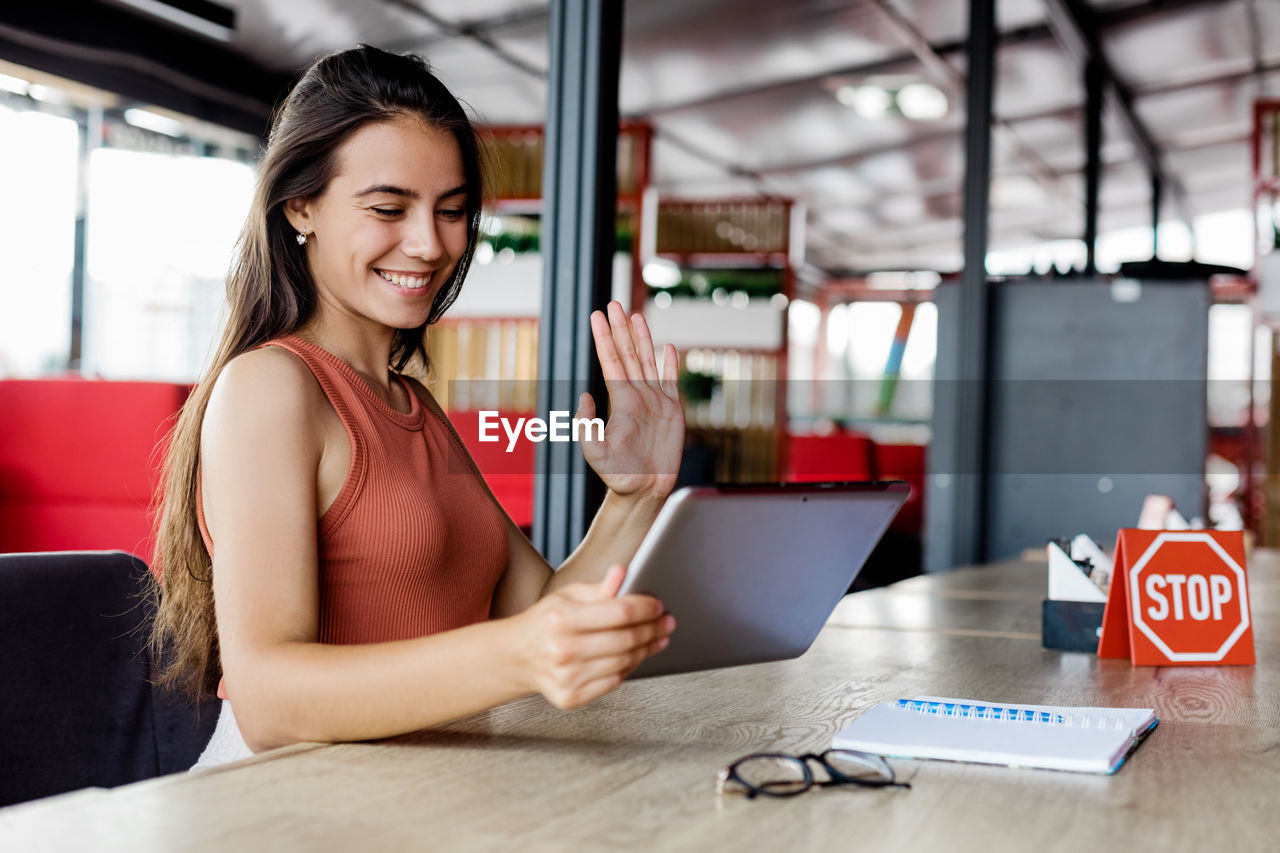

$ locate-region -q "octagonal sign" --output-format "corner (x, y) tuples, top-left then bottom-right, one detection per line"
(1097, 529), (1255, 666)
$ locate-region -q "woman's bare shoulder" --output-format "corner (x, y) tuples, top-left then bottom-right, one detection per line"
(204, 346), (327, 448)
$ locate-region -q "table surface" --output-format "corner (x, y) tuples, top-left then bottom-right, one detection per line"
(3, 550), (1278, 852)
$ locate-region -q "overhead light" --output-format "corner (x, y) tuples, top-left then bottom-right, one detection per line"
(653, 291), (673, 309)
(866, 271), (941, 290)
(897, 83), (949, 121)
(26, 84), (68, 105)
(991, 175), (1043, 208)
(642, 257), (682, 288)
(110, 0), (236, 42)
(474, 242), (495, 265)
(770, 292), (790, 310)
(0, 72), (29, 95)
(834, 85), (859, 106)
(124, 108), (184, 137)
(841, 86), (891, 120)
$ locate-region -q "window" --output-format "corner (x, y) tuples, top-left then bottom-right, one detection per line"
(83, 148), (254, 380)
(0, 106), (78, 376)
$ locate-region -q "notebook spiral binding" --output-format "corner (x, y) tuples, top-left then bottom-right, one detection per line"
(895, 699), (1068, 725)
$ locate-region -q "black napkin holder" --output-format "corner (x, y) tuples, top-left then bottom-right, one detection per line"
(1041, 599), (1106, 653)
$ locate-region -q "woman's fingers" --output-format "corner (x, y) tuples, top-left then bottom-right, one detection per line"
(575, 633), (670, 683)
(606, 301), (647, 382)
(590, 301), (674, 394)
(575, 391), (597, 424)
(630, 312), (661, 384)
(530, 570), (676, 709)
(590, 310), (626, 383)
(596, 563), (627, 599)
(560, 613), (676, 662)
(553, 672), (625, 710)
(551, 592), (666, 631)
(661, 343), (679, 396)
(549, 634), (672, 709)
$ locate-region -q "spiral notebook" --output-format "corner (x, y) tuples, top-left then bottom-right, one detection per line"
(832, 697), (1159, 774)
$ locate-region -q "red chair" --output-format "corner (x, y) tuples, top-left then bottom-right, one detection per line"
(0, 378), (190, 565)
(783, 430), (878, 483)
(874, 443), (926, 535)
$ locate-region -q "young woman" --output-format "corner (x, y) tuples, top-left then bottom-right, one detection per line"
(149, 45), (684, 768)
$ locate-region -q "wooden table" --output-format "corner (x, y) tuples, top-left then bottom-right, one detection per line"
(3, 551), (1278, 852)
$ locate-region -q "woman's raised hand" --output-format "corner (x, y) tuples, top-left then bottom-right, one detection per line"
(514, 566), (674, 709)
(576, 302), (685, 500)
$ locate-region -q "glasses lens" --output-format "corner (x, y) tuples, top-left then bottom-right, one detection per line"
(822, 750), (894, 784)
(733, 755), (810, 794)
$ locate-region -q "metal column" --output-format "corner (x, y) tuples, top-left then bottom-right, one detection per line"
(1043, 0), (1193, 228)
(69, 103), (102, 371)
(927, 0), (996, 570)
(533, 0), (624, 565)
(1151, 172), (1163, 257)
(1083, 58), (1103, 276)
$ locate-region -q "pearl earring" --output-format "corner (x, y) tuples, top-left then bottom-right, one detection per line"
(296, 230), (309, 245)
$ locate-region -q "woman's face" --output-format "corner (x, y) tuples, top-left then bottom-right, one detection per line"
(286, 117), (470, 334)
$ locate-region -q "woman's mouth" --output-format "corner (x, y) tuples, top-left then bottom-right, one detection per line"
(375, 269), (431, 290)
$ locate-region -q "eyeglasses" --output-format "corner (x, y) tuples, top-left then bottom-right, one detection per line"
(716, 749), (910, 799)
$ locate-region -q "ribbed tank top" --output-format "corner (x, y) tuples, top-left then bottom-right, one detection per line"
(196, 335), (509, 697)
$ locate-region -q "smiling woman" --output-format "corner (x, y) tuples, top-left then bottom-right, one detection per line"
(282, 119), (472, 336)
(146, 45), (685, 768)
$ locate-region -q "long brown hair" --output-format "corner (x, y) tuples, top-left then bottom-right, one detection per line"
(148, 45), (484, 700)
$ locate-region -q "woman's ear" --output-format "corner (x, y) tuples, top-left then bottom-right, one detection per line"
(282, 197), (312, 235)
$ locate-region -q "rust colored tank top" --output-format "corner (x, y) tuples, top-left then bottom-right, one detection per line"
(197, 335), (509, 697)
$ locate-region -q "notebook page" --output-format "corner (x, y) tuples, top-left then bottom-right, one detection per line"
(832, 697), (1157, 774)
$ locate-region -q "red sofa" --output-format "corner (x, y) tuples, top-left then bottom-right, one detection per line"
(444, 409), (535, 530)
(1, 381), (917, 553)
(784, 430), (926, 536)
(0, 378), (191, 566)
(0, 381), (539, 565)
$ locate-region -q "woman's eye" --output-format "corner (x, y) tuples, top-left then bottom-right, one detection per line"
(439, 208), (466, 220)
(372, 207), (403, 216)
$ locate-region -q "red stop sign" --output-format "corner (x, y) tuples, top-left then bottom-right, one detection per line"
(1126, 532), (1253, 665)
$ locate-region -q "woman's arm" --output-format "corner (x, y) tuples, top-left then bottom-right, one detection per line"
(203, 348), (672, 752)
(473, 303), (685, 617)
(488, 489), (667, 617)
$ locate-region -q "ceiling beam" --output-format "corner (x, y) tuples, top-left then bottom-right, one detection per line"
(864, 0), (1075, 209)
(1245, 0), (1270, 97)
(628, 0), (1226, 118)
(794, 127), (1252, 227)
(376, 0), (545, 78)
(698, 55), (1279, 179)
(1041, 0), (1194, 223)
(0, 0), (289, 136)
(384, 5), (550, 52)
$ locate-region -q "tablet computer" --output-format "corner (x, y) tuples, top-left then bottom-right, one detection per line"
(618, 481), (909, 679)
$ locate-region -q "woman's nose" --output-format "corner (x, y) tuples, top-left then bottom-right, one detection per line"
(402, 214), (445, 262)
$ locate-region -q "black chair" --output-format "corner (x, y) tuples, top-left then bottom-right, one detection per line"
(0, 551), (220, 808)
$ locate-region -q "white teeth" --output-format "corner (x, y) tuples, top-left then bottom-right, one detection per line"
(377, 270), (428, 289)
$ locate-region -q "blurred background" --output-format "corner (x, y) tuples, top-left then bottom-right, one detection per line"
(1, 0), (1277, 586)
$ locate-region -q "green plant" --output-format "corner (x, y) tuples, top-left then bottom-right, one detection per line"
(677, 369), (719, 403)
